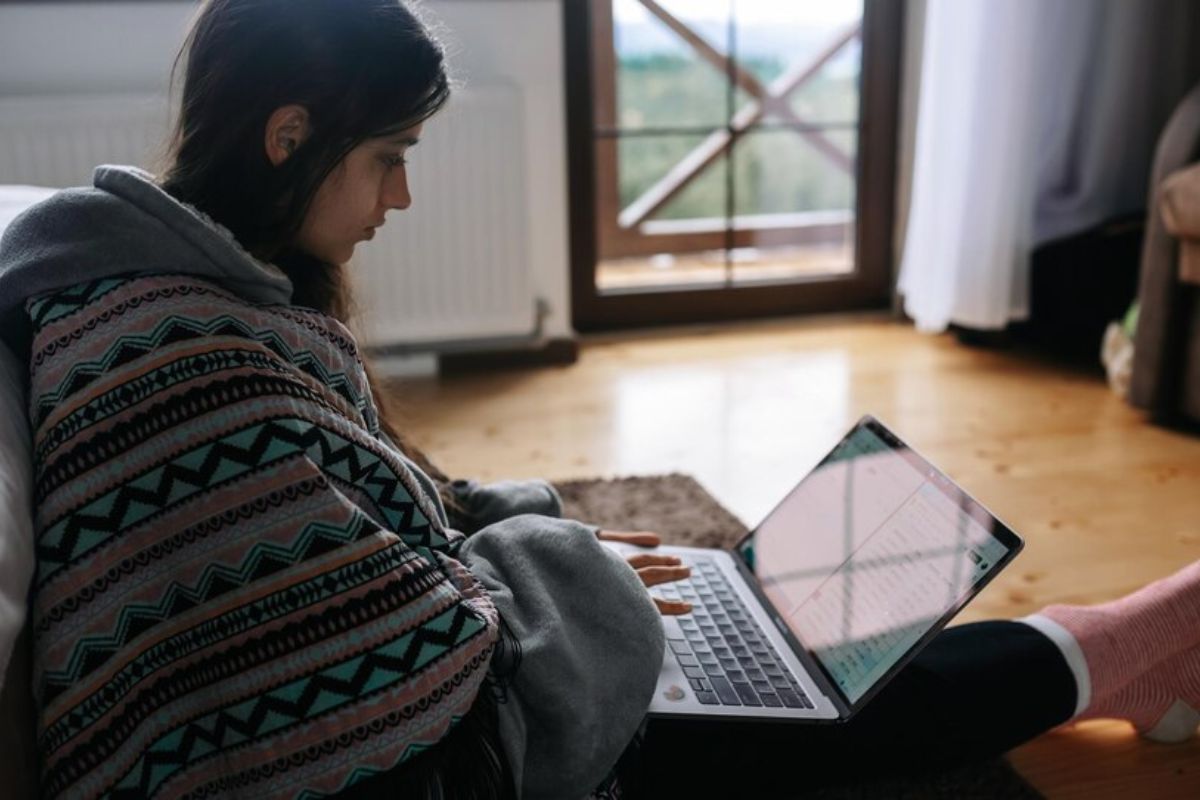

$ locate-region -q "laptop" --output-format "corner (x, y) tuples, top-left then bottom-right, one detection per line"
(603, 415), (1023, 723)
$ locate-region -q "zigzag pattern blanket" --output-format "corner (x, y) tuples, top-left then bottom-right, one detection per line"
(26, 273), (499, 798)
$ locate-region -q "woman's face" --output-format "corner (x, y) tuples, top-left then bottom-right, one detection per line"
(295, 122), (424, 265)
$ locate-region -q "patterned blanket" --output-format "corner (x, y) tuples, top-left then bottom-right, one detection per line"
(26, 273), (499, 799)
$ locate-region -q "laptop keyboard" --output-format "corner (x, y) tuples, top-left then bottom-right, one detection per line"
(658, 558), (814, 709)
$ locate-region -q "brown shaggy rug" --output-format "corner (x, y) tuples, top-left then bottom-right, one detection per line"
(555, 473), (1043, 800)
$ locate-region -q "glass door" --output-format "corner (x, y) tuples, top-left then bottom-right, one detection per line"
(566, 0), (904, 330)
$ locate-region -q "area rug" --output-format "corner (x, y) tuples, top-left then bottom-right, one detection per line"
(554, 473), (1044, 800)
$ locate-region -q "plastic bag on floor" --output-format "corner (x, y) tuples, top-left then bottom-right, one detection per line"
(1101, 302), (1139, 399)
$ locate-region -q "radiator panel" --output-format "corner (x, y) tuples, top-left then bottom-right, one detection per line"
(352, 84), (535, 346)
(0, 88), (535, 348)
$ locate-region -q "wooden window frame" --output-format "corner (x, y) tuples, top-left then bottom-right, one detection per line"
(565, 0), (906, 331)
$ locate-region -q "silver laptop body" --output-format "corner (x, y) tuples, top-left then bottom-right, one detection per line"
(604, 415), (1024, 724)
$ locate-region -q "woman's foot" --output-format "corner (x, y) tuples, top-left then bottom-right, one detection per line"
(1039, 560), (1200, 702)
(1077, 645), (1200, 743)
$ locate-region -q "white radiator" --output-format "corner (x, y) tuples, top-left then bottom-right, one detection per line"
(0, 94), (171, 188)
(0, 87), (536, 350)
(352, 83), (536, 349)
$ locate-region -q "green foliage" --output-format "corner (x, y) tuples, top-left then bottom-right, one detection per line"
(615, 54), (859, 220)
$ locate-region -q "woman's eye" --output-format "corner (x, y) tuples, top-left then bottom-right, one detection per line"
(382, 153), (407, 168)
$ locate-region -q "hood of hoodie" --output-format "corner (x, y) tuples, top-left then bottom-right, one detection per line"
(0, 164), (294, 359)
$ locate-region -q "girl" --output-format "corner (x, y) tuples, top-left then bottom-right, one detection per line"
(0, 1), (1195, 797)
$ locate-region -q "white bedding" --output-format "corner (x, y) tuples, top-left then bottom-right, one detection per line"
(0, 184), (55, 687)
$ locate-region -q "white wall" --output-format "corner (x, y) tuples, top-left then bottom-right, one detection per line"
(0, 2), (190, 96)
(0, 0), (574, 340)
(424, 1), (572, 341)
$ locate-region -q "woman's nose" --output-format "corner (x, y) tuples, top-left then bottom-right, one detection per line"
(383, 168), (412, 211)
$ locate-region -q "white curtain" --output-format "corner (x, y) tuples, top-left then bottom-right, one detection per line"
(897, 0), (1200, 333)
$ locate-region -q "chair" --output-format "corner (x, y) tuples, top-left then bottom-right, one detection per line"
(0, 186), (57, 797)
(1130, 83), (1200, 425)
(0, 341), (38, 799)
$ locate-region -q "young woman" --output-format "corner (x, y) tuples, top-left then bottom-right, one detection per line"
(0, 1), (1195, 797)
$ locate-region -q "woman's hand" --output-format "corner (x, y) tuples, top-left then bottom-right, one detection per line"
(624, 552), (693, 616)
(596, 530), (691, 614)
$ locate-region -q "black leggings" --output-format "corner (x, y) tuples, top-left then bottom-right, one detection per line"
(629, 621), (1078, 795)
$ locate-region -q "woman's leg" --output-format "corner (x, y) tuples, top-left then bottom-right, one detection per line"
(630, 620), (1077, 795)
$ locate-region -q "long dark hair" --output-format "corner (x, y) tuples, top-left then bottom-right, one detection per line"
(159, 2), (514, 797)
(160, 0), (454, 480)
(161, 0), (449, 263)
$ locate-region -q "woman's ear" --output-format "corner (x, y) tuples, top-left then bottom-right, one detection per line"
(264, 104), (312, 166)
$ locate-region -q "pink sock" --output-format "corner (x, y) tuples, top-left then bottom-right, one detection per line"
(1038, 560), (1200, 701)
(1078, 645), (1200, 742)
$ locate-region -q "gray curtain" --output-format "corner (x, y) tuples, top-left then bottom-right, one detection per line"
(1035, 0), (1200, 243)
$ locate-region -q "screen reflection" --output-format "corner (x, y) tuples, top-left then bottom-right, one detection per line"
(738, 425), (1011, 703)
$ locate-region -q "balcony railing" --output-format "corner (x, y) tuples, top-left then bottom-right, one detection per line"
(593, 0), (862, 264)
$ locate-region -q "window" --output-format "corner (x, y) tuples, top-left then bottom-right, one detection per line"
(566, 0), (904, 330)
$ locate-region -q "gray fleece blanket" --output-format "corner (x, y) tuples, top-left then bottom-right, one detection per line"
(462, 518), (664, 798)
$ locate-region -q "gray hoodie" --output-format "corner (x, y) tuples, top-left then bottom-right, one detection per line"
(0, 165), (664, 799)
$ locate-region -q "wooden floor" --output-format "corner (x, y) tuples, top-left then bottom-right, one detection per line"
(388, 316), (1200, 799)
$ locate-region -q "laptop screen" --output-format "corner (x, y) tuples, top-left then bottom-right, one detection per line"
(735, 417), (1020, 708)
